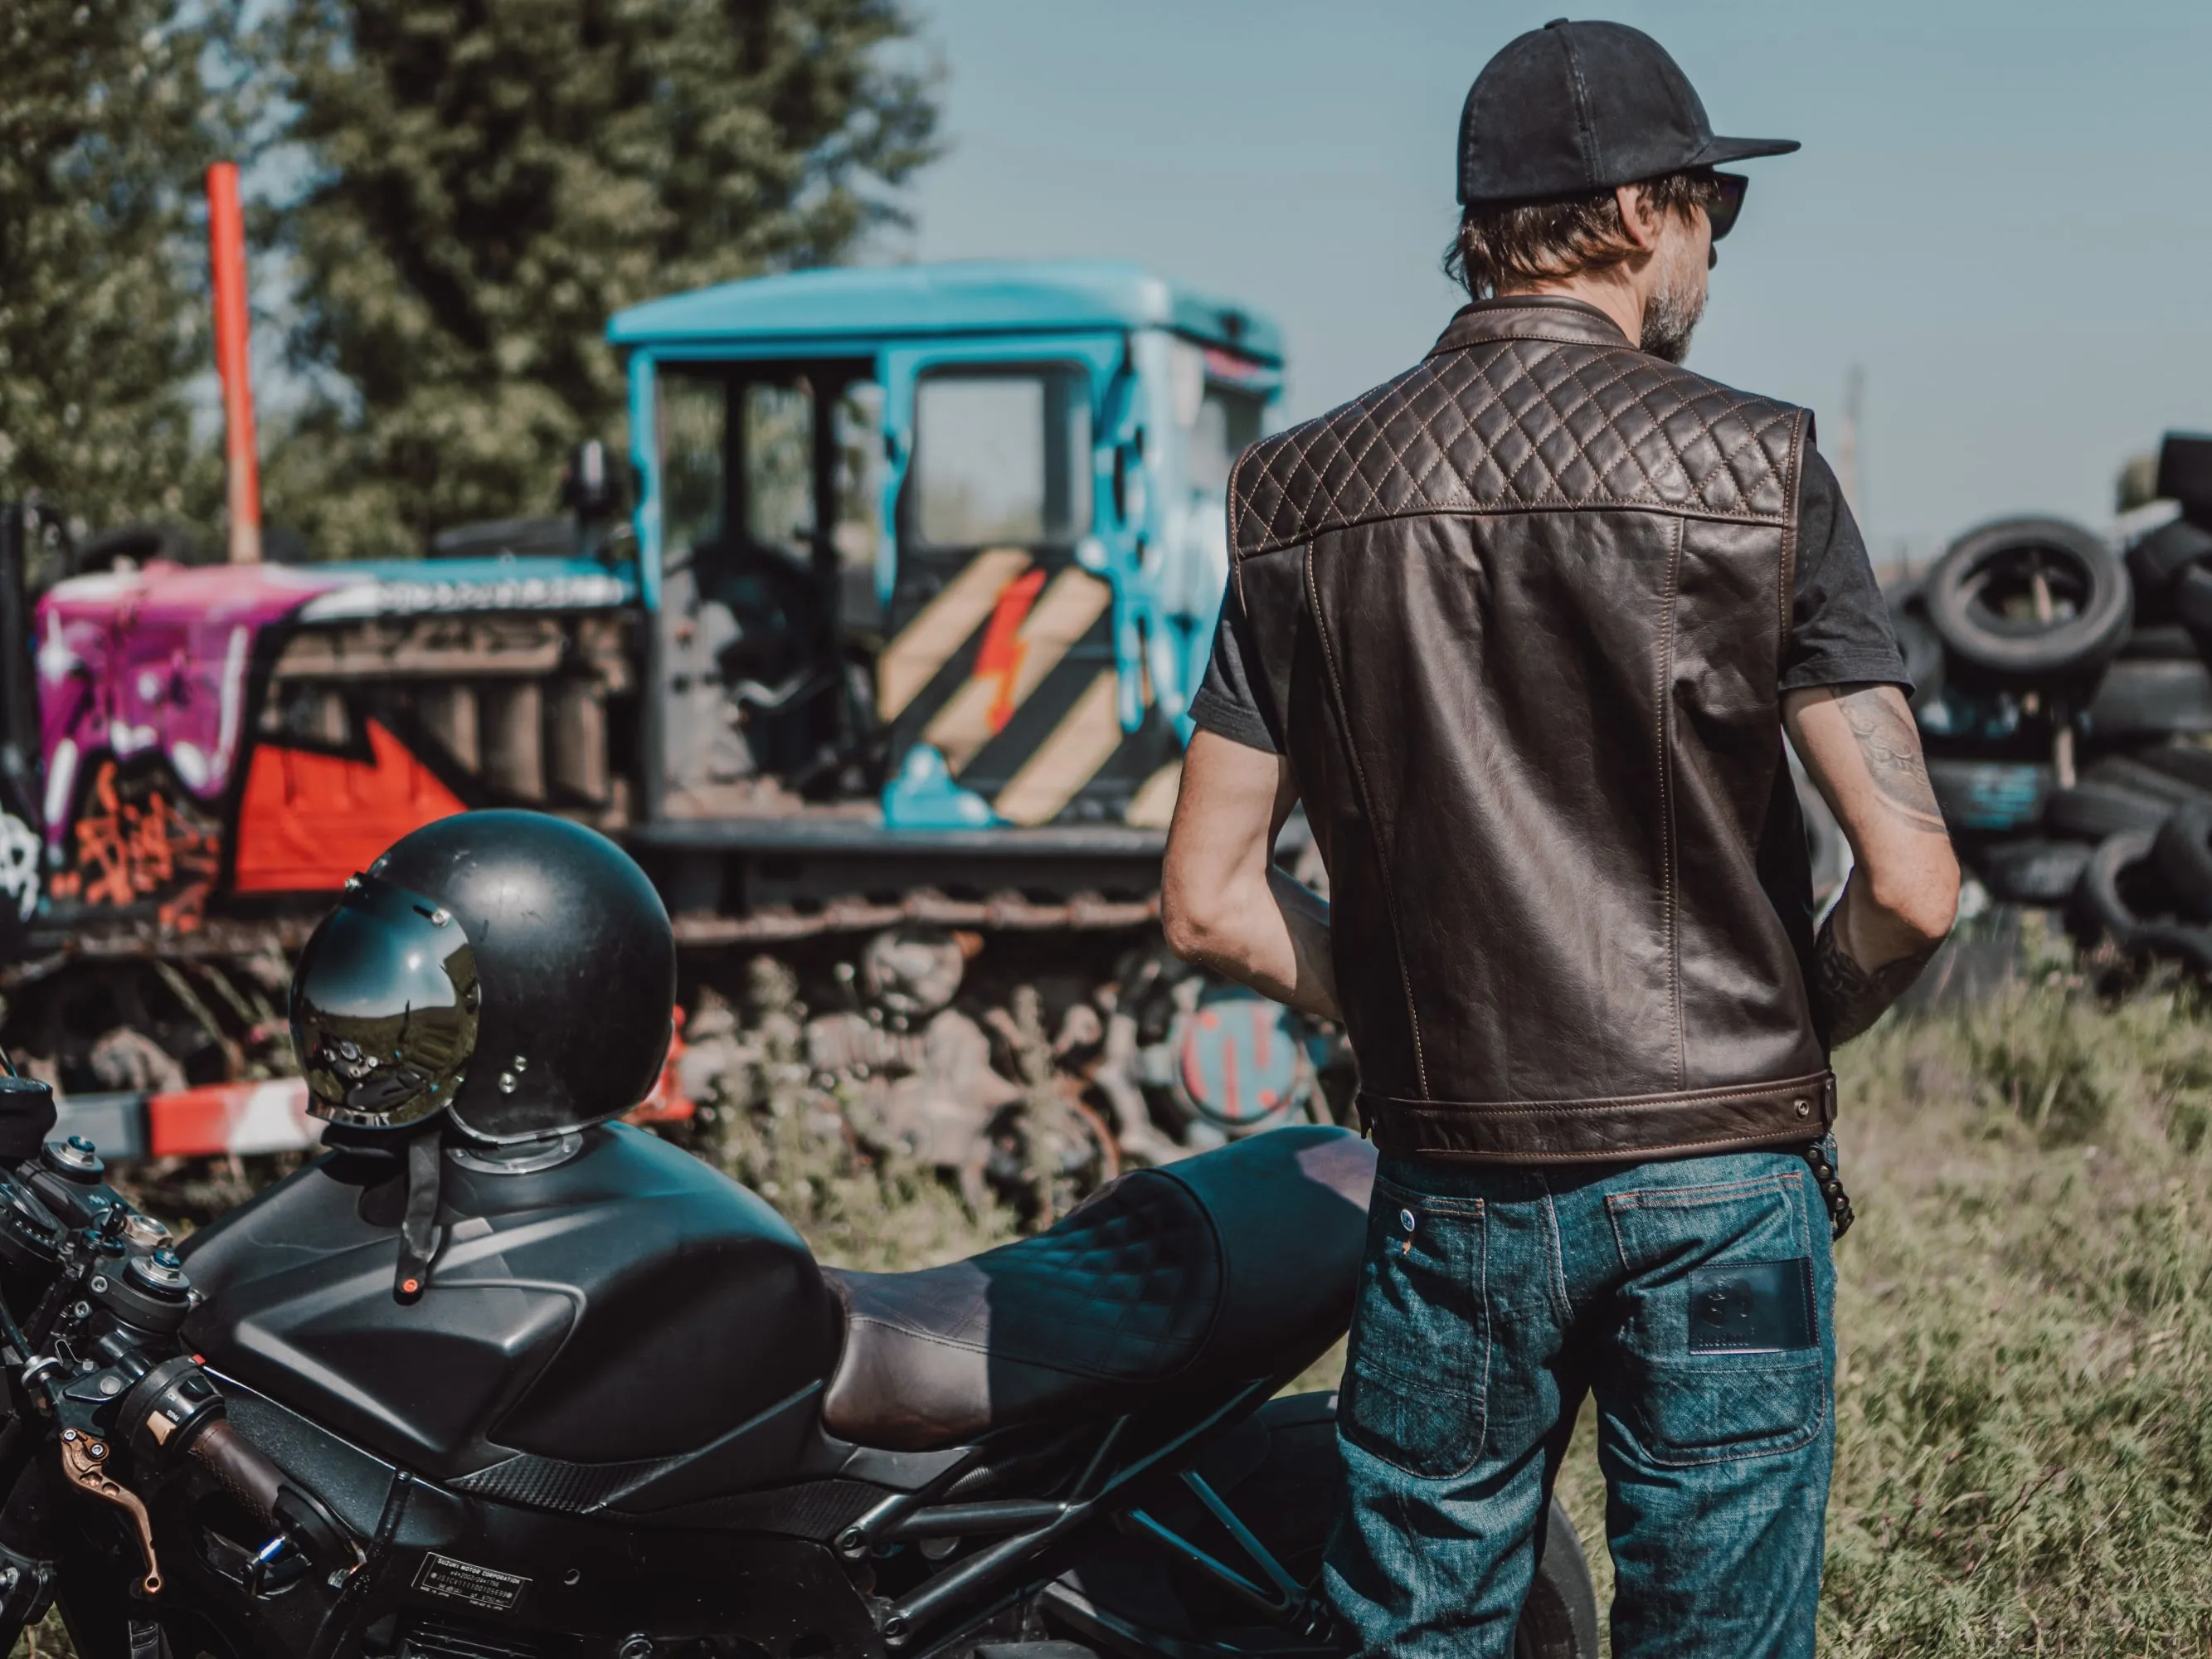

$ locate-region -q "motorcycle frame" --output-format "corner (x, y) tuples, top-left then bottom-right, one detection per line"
(34, 1362), (1333, 1659)
(871, 1372), (1328, 1657)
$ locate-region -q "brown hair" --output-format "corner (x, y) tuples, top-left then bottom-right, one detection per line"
(1445, 170), (1724, 299)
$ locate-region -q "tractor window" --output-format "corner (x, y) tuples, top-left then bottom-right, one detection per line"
(912, 367), (1092, 547)
(742, 382), (815, 560)
(658, 368), (727, 557)
(1184, 384), (1264, 497)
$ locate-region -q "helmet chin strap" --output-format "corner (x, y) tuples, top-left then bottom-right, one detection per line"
(394, 1126), (445, 1306)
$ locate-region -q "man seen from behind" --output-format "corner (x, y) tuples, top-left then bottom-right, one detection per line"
(1161, 20), (1961, 1659)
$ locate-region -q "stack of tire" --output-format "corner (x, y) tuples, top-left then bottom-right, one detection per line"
(1900, 431), (2212, 971)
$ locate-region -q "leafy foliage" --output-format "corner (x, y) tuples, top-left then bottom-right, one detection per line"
(258, 0), (939, 559)
(0, 0), (229, 529)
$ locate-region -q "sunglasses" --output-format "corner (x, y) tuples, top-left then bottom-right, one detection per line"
(1708, 172), (1749, 241)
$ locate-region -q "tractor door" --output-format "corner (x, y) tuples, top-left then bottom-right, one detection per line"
(646, 358), (882, 818)
(874, 337), (1179, 829)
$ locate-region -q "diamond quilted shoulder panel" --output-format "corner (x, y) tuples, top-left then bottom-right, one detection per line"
(1232, 338), (1802, 557)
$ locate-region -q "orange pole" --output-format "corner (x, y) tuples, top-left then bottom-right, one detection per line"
(207, 163), (261, 564)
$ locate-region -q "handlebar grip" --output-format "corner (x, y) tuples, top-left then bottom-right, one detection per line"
(186, 1418), (284, 1525)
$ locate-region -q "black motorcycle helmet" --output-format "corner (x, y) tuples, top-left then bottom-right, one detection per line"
(289, 810), (676, 1144)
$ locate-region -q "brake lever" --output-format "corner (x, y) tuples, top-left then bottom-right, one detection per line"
(58, 1428), (161, 1596)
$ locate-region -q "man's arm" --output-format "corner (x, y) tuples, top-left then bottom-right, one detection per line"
(1160, 730), (1339, 1021)
(1783, 683), (1962, 1045)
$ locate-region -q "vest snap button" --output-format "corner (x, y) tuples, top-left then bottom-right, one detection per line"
(1398, 1208), (1417, 1233)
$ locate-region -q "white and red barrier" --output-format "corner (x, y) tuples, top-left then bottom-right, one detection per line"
(51, 1025), (693, 1162)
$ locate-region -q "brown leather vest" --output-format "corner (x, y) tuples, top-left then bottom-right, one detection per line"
(1228, 297), (1834, 1163)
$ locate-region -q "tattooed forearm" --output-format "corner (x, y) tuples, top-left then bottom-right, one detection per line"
(1811, 906), (1939, 1047)
(1835, 688), (1948, 834)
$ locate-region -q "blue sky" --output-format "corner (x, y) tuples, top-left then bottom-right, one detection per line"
(894, 1), (2212, 564)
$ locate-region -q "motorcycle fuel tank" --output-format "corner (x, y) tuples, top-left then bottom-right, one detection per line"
(180, 1123), (840, 1485)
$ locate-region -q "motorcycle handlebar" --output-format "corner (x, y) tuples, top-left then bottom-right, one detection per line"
(186, 1418), (284, 1526)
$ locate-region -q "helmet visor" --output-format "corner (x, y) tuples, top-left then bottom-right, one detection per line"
(291, 877), (480, 1130)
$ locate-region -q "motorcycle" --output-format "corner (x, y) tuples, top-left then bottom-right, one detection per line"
(0, 1048), (1598, 1659)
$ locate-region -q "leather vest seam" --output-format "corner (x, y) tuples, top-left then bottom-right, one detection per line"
(1657, 513), (1685, 1090)
(1778, 407), (1809, 645)
(1363, 1070), (1835, 1114)
(1303, 540), (1429, 1097)
(1243, 499), (1792, 560)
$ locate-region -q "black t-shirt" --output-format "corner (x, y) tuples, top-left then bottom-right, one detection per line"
(1189, 441), (1906, 755)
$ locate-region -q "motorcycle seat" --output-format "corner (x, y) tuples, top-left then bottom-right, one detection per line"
(818, 1126), (1375, 1452)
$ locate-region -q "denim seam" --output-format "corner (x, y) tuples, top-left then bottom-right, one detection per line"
(1603, 1173), (1800, 1265)
(1344, 1200), (1490, 1480)
(1539, 1185), (1574, 1325)
(1636, 1380), (1829, 1470)
(1371, 1177), (1486, 1220)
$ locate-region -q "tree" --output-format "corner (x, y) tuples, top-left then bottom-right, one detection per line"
(261, 0), (939, 560)
(0, 0), (228, 533)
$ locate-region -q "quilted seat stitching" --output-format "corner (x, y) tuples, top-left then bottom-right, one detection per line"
(843, 1175), (1215, 1380)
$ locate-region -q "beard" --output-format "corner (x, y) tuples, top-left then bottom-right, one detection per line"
(1639, 257), (1708, 363)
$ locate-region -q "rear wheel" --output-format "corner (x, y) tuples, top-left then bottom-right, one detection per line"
(1053, 1392), (1599, 1659)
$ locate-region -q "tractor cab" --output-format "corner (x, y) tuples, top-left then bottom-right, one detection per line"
(607, 260), (1284, 833)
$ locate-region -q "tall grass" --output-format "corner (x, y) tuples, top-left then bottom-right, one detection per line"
(26, 961), (2212, 1656)
(1549, 963), (2212, 1655)
(1809, 975), (2212, 1656)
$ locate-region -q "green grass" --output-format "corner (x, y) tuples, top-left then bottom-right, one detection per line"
(656, 962), (2212, 1655)
(1539, 966), (2212, 1657)
(28, 961), (2212, 1655)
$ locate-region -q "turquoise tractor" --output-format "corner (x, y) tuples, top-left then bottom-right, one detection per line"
(0, 262), (1340, 1183)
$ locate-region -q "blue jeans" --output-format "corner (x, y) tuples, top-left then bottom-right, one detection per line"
(1325, 1148), (1836, 1659)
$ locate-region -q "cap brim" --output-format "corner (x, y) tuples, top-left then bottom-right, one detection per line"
(1691, 135), (1801, 166)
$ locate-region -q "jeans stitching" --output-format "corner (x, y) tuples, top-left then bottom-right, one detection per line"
(1540, 1184), (1574, 1325)
(1343, 1197), (1489, 1479)
(1635, 1378), (1829, 1469)
(1605, 1170), (1826, 1468)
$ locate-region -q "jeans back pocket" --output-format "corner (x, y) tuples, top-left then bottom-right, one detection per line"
(1341, 1177), (1489, 1481)
(1604, 1171), (1828, 1468)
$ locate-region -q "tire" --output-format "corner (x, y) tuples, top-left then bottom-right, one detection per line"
(2042, 780), (2175, 842)
(2152, 800), (2212, 922)
(1159, 1393), (1600, 1659)
(1924, 517), (2132, 683)
(1979, 838), (2091, 906)
(2134, 742), (2212, 795)
(2176, 567), (2212, 643)
(2066, 829), (2160, 945)
(2156, 432), (2212, 520)
(1515, 1499), (1602, 1659)
(2083, 659), (2212, 741)
(2083, 754), (2212, 808)
(2126, 518), (2212, 599)
(2125, 922), (2212, 978)
(2117, 624), (2200, 661)
(1886, 580), (1947, 700)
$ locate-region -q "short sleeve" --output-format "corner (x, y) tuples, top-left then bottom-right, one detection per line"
(1189, 579), (1286, 754)
(1782, 446), (1912, 693)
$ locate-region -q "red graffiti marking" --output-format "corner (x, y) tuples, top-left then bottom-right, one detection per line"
(54, 761), (221, 931)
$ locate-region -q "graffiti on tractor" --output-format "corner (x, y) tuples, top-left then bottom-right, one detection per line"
(22, 554), (635, 935)
(0, 806), (35, 922)
(46, 759), (222, 929)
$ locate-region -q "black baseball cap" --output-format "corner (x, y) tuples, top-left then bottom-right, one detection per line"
(1457, 19), (1798, 206)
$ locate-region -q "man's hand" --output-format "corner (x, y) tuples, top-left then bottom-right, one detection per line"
(1784, 683), (1962, 1045)
(1160, 731), (1340, 1021)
